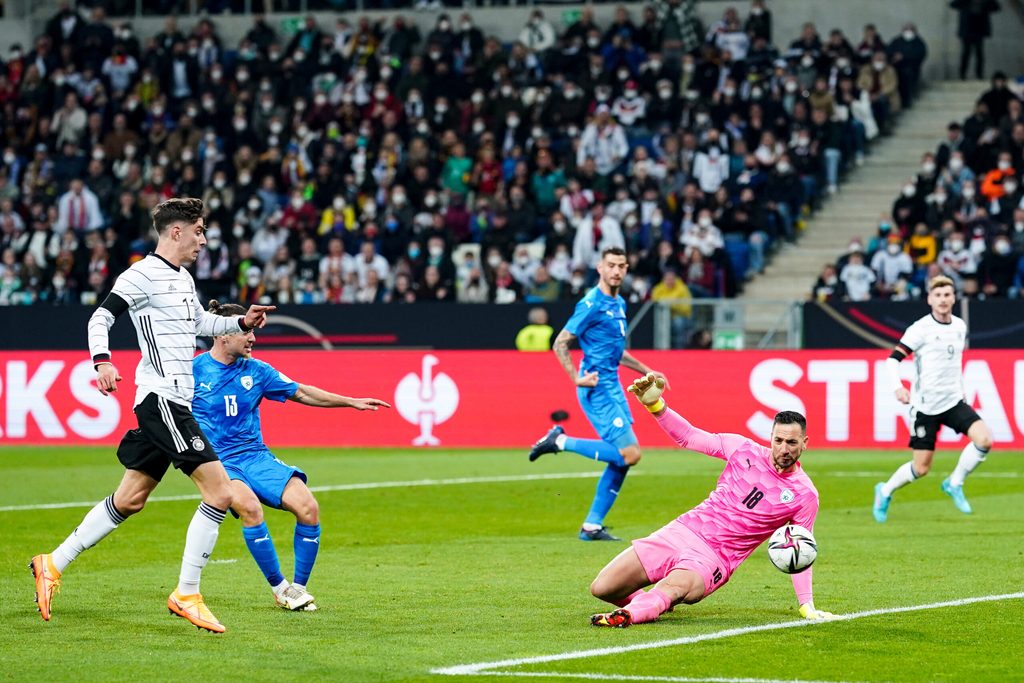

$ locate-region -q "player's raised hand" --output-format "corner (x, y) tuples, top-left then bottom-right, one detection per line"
(894, 386), (911, 404)
(244, 304), (277, 330)
(575, 371), (599, 387)
(350, 398), (391, 411)
(95, 363), (122, 395)
(628, 372), (665, 406)
(799, 603), (838, 621)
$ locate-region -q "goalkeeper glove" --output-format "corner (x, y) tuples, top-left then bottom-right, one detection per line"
(627, 372), (666, 413)
(799, 602), (837, 621)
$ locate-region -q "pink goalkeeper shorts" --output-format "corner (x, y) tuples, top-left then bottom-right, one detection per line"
(632, 519), (731, 598)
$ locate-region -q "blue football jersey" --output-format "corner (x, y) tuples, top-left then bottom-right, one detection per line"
(563, 287), (628, 381)
(192, 353), (299, 462)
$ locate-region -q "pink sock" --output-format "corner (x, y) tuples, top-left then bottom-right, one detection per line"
(612, 589), (645, 608)
(624, 588), (672, 623)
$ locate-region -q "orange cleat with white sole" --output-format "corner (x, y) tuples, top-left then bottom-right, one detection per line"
(167, 590), (226, 633)
(29, 554), (62, 621)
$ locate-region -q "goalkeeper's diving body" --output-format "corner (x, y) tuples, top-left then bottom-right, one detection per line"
(589, 373), (835, 627)
(528, 247), (669, 541)
(192, 301), (390, 611)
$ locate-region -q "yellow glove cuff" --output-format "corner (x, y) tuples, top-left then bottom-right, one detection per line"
(646, 398), (666, 413)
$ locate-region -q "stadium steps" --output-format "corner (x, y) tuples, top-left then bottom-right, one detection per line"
(738, 80), (987, 339)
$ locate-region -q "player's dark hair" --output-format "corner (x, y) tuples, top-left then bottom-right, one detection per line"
(207, 300), (247, 317)
(773, 411), (807, 434)
(602, 246), (627, 259)
(152, 197), (204, 234)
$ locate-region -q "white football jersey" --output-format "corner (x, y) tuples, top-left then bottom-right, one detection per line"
(88, 254), (244, 408)
(898, 313), (968, 415)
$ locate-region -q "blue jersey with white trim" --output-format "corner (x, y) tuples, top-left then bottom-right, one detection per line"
(564, 286), (628, 382)
(192, 353), (298, 461)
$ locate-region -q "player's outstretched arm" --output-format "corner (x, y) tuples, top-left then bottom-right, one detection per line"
(627, 373), (740, 460)
(288, 384), (391, 410)
(88, 293), (129, 395)
(553, 328), (598, 387)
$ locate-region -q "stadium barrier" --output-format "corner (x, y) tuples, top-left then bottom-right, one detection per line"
(0, 350), (1021, 448)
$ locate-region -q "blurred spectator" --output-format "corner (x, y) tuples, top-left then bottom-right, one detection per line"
(812, 263), (845, 301)
(871, 236), (914, 297)
(514, 306), (554, 351)
(650, 269), (693, 348)
(887, 23), (927, 107)
(951, 0), (1000, 80)
(840, 251), (875, 301)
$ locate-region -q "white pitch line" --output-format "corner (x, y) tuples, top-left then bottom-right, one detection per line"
(444, 673), (863, 683)
(209, 558), (237, 564)
(432, 592), (1024, 676)
(822, 471), (1020, 479)
(0, 471), (617, 513)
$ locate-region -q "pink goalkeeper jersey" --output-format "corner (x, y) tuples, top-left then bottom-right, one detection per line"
(655, 408), (819, 602)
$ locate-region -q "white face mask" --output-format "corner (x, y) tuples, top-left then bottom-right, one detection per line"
(873, 61), (886, 71)
(902, 184), (916, 197)
(487, 254), (502, 268)
(625, 89), (637, 98)
(471, 92), (484, 104)
(506, 117), (519, 128)
(291, 198), (304, 209)
(785, 81), (798, 93)
(552, 221), (566, 233)
(922, 161), (936, 174)
(658, 88), (672, 100)
(392, 193), (406, 205)
(998, 159), (1012, 171)
(213, 178), (225, 189)
(1005, 182), (1018, 194)
(994, 240), (1012, 255)
(209, 198), (221, 210)
(1015, 221), (1024, 232)
(801, 56), (814, 68)
(698, 216), (712, 228)
(239, 174), (251, 185)
(887, 243), (901, 255)
(722, 87), (735, 98)
(182, 150), (194, 162)
(247, 199), (260, 211)
(933, 193), (947, 203)
(425, 195), (438, 208)
(429, 245), (444, 257)
(949, 158), (964, 172)
(949, 240), (964, 252)
(776, 162), (791, 173)
(333, 198), (345, 210)
(270, 121), (283, 134)
(902, 30), (915, 41)
(962, 187), (975, 199)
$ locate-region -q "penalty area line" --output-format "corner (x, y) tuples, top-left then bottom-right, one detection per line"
(0, 471), (623, 512)
(431, 592), (1024, 676)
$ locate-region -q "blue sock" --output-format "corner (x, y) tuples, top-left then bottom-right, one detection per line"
(242, 522), (285, 587)
(563, 437), (626, 467)
(293, 523), (321, 586)
(584, 463), (629, 527)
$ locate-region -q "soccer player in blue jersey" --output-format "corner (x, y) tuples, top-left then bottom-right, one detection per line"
(192, 301), (390, 610)
(529, 247), (669, 541)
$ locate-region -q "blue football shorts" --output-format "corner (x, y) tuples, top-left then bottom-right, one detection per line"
(577, 383), (638, 449)
(222, 448), (307, 509)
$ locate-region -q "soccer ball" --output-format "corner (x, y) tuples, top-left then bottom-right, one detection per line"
(767, 524), (817, 574)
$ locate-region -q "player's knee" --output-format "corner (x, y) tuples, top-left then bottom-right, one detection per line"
(914, 460), (932, 477)
(205, 489), (234, 512)
(589, 577), (612, 600)
(234, 498), (263, 525)
(975, 433), (993, 452)
(295, 496), (319, 525)
(621, 447), (642, 466)
(114, 492), (146, 516)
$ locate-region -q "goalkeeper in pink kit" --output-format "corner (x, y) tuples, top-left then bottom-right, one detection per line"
(590, 373), (836, 627)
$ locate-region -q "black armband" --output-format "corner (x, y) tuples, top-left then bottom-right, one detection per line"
(100, 293), (130, 318)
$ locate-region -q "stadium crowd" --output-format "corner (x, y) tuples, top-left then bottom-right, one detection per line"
(0, 2), (929, 313)
(814, 71), (1024, 303)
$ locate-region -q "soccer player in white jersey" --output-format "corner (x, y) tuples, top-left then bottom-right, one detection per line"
(30, 198), (274, 633)
(873, 275), (994, 522)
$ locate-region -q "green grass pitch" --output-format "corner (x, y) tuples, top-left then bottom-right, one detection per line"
(1, 446), (1021, 682)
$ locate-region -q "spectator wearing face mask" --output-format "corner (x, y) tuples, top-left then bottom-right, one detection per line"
(936, 231), (977, 292)
(941, 151), (976, 196)
(980, 151), (1016, 201)
(977, 235), (1019, 297)
(892, 178), (927, 233)
(839, 251), (875, 301)
(857, 51), (900, 134)
(871, 236), (914, 298)
(887, 23), (928, 107)
(812, 262), (845, 302)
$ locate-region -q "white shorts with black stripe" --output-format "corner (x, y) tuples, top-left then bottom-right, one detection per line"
(116, 394), (218, 481)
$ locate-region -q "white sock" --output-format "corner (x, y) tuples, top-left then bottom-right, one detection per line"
(881, 461), (919, 497)
(554, 434), (567, 450)
(177, 502), (225, 596)
(291, 583), (306, 592)
(581, 522), (603, 531)
(52, 495), (126, 572)
(950, 443), (988, 487)
(272, 579), (289, 596)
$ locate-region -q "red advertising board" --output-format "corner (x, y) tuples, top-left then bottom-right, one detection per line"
(0, 350), (1022, 448)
